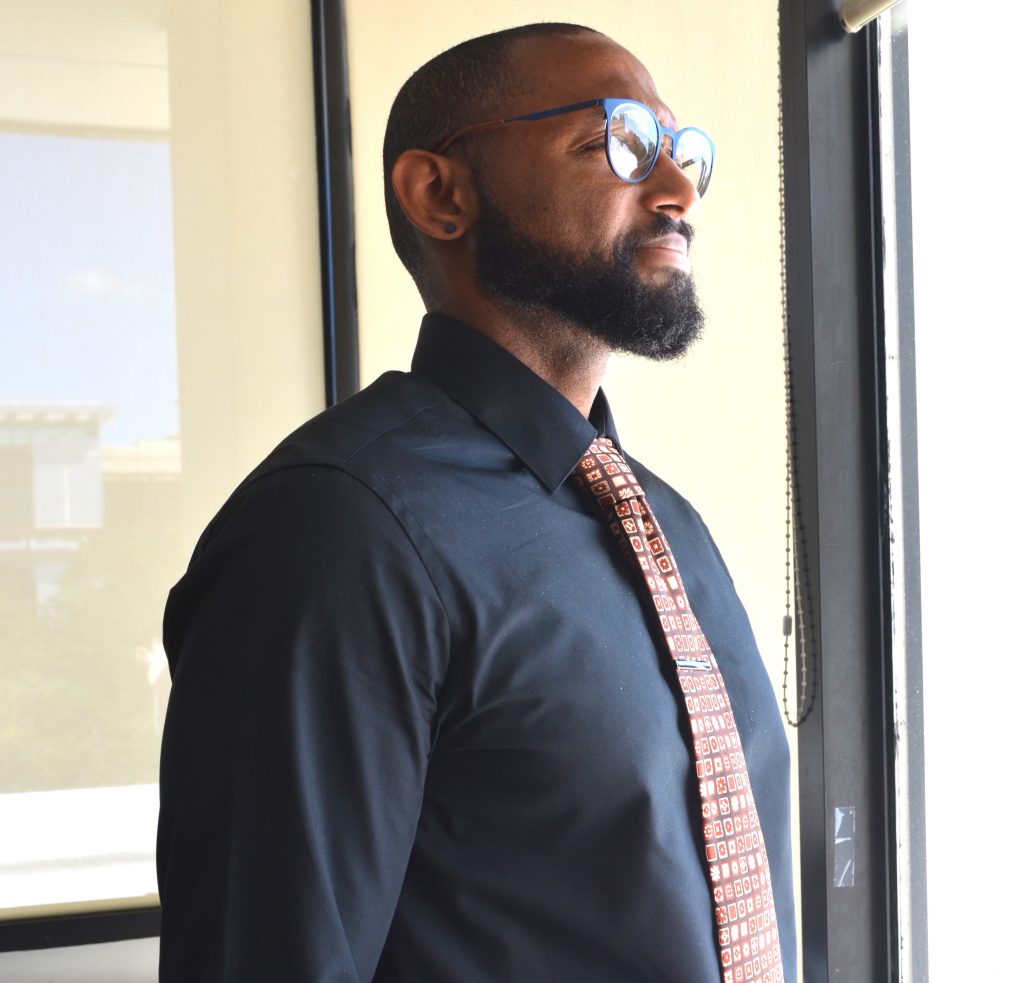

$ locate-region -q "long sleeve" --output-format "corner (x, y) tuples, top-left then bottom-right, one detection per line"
(157, 465), (450, 982)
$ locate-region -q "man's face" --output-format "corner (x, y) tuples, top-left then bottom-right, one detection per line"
(467, 35), (705, 359)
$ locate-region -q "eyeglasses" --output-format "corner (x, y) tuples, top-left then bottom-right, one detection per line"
(434, 98), (716, 196)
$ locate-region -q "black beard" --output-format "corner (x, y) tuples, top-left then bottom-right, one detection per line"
(472, 191), (704, 360)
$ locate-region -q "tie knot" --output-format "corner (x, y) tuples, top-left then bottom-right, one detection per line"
(590, 435), (619, 456)
(574, 437), (647, 507)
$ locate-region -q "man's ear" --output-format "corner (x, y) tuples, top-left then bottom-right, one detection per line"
(391, 150), (477, 241)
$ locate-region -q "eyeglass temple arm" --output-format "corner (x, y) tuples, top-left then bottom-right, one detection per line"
(434, 100), (602, 154)
(503, 99), (603, 123)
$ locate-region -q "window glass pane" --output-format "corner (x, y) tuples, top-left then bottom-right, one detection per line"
(903, 5), (1024, 979)
(0, 37), (178, 916)
(0, 0), (324, 919)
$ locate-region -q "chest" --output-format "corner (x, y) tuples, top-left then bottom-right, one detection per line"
(412, 471), (768, 809)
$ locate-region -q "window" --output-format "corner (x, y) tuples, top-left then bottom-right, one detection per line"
(890, 3), (1024, 979)
(1, 105), (178, 920)
(0, 0), (324, 950)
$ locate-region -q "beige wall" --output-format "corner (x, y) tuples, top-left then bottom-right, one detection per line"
(347, 1), (789, 710)
(348, 11), (796, 957)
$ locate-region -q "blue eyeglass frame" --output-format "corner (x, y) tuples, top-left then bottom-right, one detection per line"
(433, 97), (716, 196)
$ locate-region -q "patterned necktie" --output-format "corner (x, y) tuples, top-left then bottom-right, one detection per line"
(574, 437), (784, 983)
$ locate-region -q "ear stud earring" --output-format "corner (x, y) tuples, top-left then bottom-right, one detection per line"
(443, 221), (457, 234)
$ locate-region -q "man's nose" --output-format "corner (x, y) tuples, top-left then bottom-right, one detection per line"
(642, 144), (701, 218)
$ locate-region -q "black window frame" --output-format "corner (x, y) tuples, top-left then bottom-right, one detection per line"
(0, 909), (161, 953)
(780, 1), (908, 979)
(313, 0), (360, 405)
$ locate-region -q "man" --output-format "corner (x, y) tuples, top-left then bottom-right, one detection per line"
(158, 22), (796, 982)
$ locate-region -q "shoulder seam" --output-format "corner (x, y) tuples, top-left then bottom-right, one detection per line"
(338, 392), (450, 468)
(246, 393), (450, 488)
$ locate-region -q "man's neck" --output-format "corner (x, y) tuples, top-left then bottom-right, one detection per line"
(435, 297), (611, 419)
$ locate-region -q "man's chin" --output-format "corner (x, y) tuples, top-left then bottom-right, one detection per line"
(603, 283), (705, 360)
(610, 327), (701, 361)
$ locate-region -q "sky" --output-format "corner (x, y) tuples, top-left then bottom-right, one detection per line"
(0, 132), (179, 446)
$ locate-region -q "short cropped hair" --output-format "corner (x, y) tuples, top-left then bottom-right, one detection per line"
(383, 22), (599, 287)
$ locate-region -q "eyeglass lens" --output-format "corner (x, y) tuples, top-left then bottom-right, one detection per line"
(607, 102), (711, 195)
(608, 103), (660, 182)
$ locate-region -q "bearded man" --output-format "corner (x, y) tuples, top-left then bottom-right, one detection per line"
(158, 22), (797, 983)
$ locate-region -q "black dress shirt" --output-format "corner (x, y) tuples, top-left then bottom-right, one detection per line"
(158, 314), (796, 982)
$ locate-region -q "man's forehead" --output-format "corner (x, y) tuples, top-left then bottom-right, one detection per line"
(506, 34), (678, 128)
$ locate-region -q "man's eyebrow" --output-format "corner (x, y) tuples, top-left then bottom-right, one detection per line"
(560, 104), (607, 136)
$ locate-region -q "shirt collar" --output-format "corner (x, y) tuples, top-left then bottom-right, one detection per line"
(411, 313), (620, 493)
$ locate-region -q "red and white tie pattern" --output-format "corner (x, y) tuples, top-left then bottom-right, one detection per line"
(574, 437), (783, 983)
